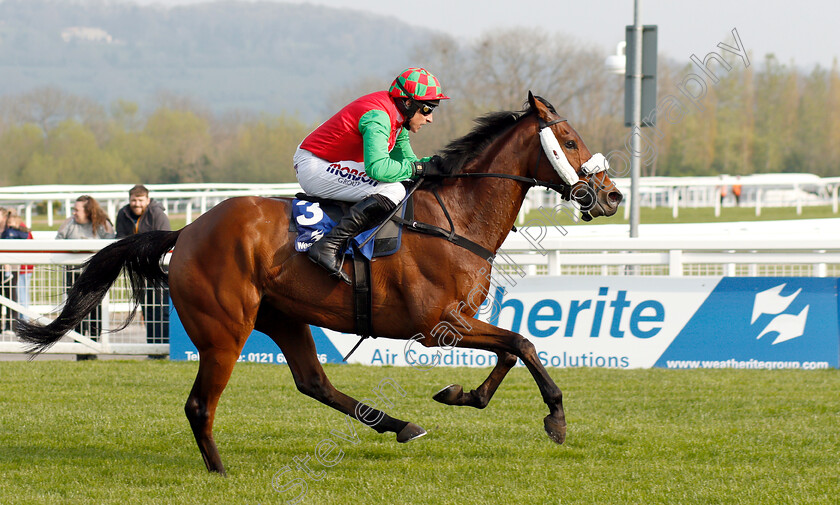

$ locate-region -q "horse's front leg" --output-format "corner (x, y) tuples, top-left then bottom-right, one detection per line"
(420, 317), (566, 444)
(260, 317), (426, 444)
(432, 351), (517, 408)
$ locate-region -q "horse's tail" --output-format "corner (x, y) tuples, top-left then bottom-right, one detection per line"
(16, 230), (182, 355)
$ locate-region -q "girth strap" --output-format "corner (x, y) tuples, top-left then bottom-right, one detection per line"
(351, 243), (372, 338)
(343, 242), (373, 362)
(343, 183), (492, 362)
(393, 216), (494, 261)
(391, 186), (494, 262)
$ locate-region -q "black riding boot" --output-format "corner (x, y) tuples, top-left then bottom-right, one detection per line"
(307, 195), (394, 284)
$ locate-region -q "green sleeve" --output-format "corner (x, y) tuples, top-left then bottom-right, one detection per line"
(359, 110), (416, 183)
(391, 128), (435, 164)
(389, 128), (418, 163)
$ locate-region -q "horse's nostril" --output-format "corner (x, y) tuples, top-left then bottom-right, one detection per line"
(608, 191), (623, 205)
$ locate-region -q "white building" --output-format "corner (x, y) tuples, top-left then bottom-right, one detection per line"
(60, 27), (113, 44)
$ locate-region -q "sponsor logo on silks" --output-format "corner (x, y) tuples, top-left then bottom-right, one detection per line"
(326, 163), (379, 187)
(655, 278), (839, 369)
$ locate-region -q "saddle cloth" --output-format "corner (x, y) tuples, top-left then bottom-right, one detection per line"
(289, 194), (413, 259)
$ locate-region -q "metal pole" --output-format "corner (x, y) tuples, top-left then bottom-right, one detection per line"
(629, 0), (643, 238)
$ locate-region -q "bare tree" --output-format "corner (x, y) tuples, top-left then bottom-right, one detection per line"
(408, 30), (623, 155)
(0, 87), (105, 137)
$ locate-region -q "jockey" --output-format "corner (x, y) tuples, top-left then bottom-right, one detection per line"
(294, 67), (449, 283)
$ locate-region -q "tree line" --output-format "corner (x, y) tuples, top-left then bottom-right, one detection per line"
(1, 30), (838, 186)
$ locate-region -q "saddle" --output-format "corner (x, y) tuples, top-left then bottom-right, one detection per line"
(289, 193), (414, 351)
(289, 193), (414, 258)
(287, 187), (493, 358)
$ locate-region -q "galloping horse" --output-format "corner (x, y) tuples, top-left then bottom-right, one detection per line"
(18, 93), (622, 475)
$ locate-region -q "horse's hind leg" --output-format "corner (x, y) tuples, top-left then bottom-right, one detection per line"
(433, 351), (518, 408)
(257, 315), (425, 443)
(184, 345), (241, 475)
(179, 307), (250, 475)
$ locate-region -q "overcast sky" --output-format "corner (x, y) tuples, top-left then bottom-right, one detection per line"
(120, 0), (840, 71)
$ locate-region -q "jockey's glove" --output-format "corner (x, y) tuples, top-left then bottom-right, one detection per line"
(413, 155), (445, 178)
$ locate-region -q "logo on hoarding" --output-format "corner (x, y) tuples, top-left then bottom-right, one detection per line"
(655, 278), (838, 368)
(486, 286), (665, 339)
(751, 283), (808, 345)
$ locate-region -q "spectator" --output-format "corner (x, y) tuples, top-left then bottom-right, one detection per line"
(0, 207), (13, 331)
(56, 195), (116, 240)
(732, 176), (742, 206)
(115, 185), (171, 349)
(1, 209), (32, 330)
(55, 195), (116, 339)
(116, 184), (171, 237)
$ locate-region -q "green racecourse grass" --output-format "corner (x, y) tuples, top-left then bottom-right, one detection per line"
(520, 204), (840, 226)
(25, 204), (840, 232)
(1, 361), (838, 504)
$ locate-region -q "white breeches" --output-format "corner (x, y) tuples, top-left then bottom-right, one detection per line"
(293, 147), (406, 204)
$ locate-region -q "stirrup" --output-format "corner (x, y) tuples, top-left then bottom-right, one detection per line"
(330, 256), (352, 285)
(307, 250), (352, 285)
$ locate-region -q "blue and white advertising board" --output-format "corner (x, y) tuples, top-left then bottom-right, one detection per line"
(170, 277), (839, 369)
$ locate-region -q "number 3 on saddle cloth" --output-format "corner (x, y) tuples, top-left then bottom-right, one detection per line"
(290, 194), (414, 260)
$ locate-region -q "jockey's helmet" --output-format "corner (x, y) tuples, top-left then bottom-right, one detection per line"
(389, 68), (450, 102)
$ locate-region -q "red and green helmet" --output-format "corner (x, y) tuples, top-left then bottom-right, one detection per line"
(389, 68), (450, 101)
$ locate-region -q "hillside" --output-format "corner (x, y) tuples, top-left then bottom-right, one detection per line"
(0, 0), (433, 120)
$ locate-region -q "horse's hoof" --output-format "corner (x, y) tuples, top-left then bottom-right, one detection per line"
(397, 422), (427, 443)
(432, 384), (463, 405)
(543, 415), (566, 444)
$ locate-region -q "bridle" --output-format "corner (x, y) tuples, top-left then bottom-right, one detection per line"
(435, 113), (608, 203)
(360, 112), (612, 267)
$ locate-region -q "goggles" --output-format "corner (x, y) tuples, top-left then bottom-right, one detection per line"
(417, 101), (437, 116)
(394, 79), (440, 116)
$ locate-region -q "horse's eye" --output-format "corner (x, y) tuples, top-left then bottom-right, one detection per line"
(564, 140), (577, 150)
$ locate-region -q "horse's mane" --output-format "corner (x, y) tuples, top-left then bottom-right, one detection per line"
(438, 96), (558, 175)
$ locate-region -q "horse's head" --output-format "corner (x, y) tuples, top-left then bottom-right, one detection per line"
(527, 92), (623, 221)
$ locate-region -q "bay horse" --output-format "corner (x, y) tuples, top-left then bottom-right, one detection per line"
(18, 92), (622, 475)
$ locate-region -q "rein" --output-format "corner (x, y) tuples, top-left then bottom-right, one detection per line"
(395, 115), (584, 263)
(436, 172), (572, 200)
(434, 116), (576, 200)
(357, 113), (595, 272)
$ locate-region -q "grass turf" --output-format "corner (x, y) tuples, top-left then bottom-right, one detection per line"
(521, 204), (840, 226)
(0, 361), (837, 504)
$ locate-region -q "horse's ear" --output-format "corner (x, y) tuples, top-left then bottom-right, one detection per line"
(528, 91), (550, 121)
(527, 91), (537, 109)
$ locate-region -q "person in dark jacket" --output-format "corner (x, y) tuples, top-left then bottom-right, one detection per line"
(116, 185), (171, 237)
(115, 185), (171, 351)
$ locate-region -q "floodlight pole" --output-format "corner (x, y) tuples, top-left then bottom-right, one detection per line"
(629, 0), (643, 238)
